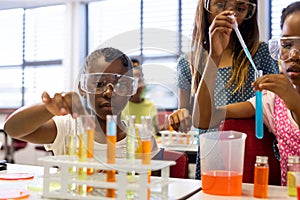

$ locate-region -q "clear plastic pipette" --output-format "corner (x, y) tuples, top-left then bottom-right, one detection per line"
(229, 15), (258, 73)
(229, 15), (263, 139)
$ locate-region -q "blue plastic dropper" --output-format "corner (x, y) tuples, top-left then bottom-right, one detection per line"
(229, 15), (264, 139)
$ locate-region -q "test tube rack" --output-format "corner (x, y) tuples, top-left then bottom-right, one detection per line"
(39, 155), (175, 200)
(160, 130), (198, 147)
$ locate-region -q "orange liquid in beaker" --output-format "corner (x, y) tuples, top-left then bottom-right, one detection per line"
(201, 170), (242, 196)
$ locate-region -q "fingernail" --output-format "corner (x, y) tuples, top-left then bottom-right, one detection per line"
(60, 108), (66, 113)
(72, 113), (78, 118)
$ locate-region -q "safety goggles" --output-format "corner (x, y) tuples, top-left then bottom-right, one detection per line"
(268, 37), (300, 62)
(81, 73), (138, 96)
(204, 0), (256, 20)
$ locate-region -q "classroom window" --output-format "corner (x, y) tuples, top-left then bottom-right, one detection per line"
(88, 0), (197, 110)
(270, 0), (297, 38)
(0, 5), (65, 109)
(0, 0), (198, 111)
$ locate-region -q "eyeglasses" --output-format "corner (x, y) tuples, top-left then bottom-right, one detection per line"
(80, 73), (138, 96)
(268, 37), (300, 62)
(204, 0), (256, 20)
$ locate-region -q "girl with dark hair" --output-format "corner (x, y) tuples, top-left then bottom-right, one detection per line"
(4, 47), (159, 158)
(193, 1), (300, 185)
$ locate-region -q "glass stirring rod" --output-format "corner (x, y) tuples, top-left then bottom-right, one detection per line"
(229, 15), (264, 139)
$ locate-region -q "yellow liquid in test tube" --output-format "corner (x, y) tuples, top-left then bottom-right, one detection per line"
(126, 115), (137, 199)
(135, 126), (143, 159)
(141, 116), (153, 200)
(66, 134), (77, 193)
(77, 132), (88, 195)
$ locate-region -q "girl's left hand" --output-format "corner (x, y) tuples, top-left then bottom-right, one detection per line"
(252, 74), (300, 111)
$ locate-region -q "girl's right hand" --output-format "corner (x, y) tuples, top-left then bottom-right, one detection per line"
(168, 108), (192, 133)
(208, 11), (235, 60)
(41, 91), (88, 118)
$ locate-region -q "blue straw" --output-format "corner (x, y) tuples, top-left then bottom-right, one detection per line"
(230, 16), (263, 139)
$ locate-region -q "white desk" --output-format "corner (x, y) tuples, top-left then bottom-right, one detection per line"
(187, 183), (295, 200)
(0, 163), (201, 200)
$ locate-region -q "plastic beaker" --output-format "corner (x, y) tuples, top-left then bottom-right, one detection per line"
(200, 131), (247, 196)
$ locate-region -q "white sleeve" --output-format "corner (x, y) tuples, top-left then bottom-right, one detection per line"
(44, 115), (70, 155)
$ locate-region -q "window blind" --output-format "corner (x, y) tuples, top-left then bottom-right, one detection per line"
(181, 0), (197, 54)
(88, 0), (197, 58)
(24, 5), (65, 105)
(0, 9), (23, 108)
(0, 5), (65, 108)
(25, 6), (65, 61)
(88, 0), (198, 110)
(88, 0), (140, 55)
(0, 9), (23, 66)
(142, 0), (179, 56)
(270, 0), (296, 38)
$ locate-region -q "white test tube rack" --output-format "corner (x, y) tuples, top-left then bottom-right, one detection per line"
(39, 155), (175, 200)
(160, 131), (198, 146)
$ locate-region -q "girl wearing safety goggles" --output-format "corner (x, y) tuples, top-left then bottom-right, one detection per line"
(4, 47), (160, 159)
(193, 1), (300, 186)
(170, 0), (279, 180)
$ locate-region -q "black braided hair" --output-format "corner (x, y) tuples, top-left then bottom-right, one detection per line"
(281, 1), (300, 29)
(83, 47), (133, 72)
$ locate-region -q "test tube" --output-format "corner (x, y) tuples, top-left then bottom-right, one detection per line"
(126, 115), (136, 161)
(126, 115), (137, 199)
(65, 116), (77, 193)
(80, 115), (96, 193)
(141, 116), (152, 200)
(77, 117), (88, 195)
(106, 115), (117, 198)
(255, 70), (264, 139)
(186, 133), (190, 145)
(229, 15), (263, 139)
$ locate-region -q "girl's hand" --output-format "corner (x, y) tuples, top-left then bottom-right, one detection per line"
(252, 74), (300, 111)
(208, 11), (235, 60)
(41, 91), (88, 118)
(168, 108), (192, 133)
